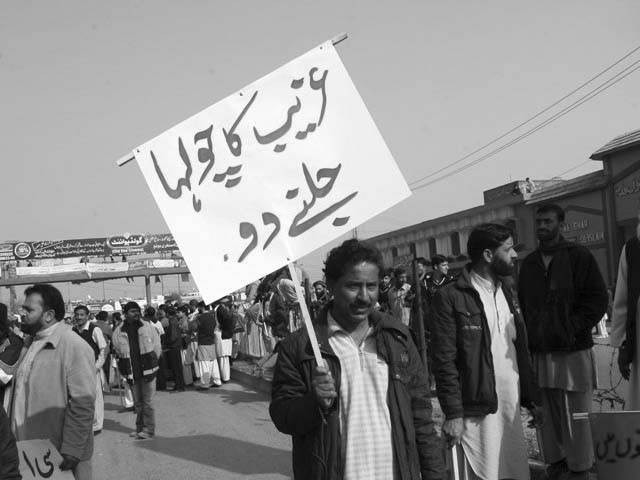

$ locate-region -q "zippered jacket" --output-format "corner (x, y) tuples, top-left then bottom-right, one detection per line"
(431, 266), (539, 420)
(270, 304), (444, 480)
(0, 405), (20, 479)
(518, 242), (608, 353)
(112, 320), (161, 381)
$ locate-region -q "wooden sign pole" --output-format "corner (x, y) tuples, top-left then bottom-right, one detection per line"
(288, 263), (323, 366)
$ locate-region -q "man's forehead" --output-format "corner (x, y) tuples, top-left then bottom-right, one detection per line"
(341, 261), (379, 278)
(23, 293), (42, 306)
(536, 212), (559, 220)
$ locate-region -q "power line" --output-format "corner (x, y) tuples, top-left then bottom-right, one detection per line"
(552, 159), (592, 179)
(408, 44), (640, 187)
(410, 59), (640, 192)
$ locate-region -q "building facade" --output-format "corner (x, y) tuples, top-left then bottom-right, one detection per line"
(367, 127), (640, 287)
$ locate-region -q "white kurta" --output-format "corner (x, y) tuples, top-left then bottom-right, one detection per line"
(462, 271), (529, 480)
(609, 245), (640, 410)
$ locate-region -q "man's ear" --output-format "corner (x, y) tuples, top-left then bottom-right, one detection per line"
(481, 248), (493, 264)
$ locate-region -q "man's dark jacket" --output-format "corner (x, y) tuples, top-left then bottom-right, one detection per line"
(194, 312), (217, 346)
(270, 304), (443, 480)
(431, 266), (539, 419)
(0, 405), (21, 480)
(216, 305), (236, 340)
(518, 240), (608, 353)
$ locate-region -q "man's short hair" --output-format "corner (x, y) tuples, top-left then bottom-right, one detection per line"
(416, 257), (429, 267)
(177, 304), (190, 316)
(165, 306), (176, 316)
(24, 284), (66, 321)
(144, 306), (156, 318)
(431, 255), (448, 267)
(467, 223), (513, 264)
(536, 203), (565, 222)
(74, 305), (90, 314)
(95, 311), (109, 321)
(393, 267), (407, 277)
(323, 239), (384, 284)
(123, 301), (141, 313)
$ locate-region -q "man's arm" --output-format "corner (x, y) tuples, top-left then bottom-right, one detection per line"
(430, 290), (463, 418)
(92, 326), (107, 370)
(269, 338), (326, 436)
(0, 405), (21, 480)
(571, 248), (608, 331)
(150, 324), (162, 359)
(610, 246), (628, 348)
(61, 339), (96, 460)
(406, 333), (444, 479)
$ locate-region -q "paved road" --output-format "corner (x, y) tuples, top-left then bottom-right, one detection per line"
(93, 381), (292, 480)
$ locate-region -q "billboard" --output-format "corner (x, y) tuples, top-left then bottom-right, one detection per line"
(1, 233), (179, 261)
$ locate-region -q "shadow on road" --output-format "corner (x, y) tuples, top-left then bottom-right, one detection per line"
(136, 433), (291, 476)
(103, 417), (134, 435)
(209, 386), (271, 405)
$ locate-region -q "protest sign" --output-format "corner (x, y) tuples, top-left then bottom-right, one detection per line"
(132, 40), (411, 303)
(590, 411), (640, 479)
(17, 439), (74, 480)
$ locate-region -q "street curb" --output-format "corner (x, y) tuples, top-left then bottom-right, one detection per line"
(230, 364), (551, 479)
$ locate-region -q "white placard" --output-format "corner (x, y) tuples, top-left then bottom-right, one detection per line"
(133, 40), (410, 303)
(17, 439), (74, 480)
(590, 411), (640, 480)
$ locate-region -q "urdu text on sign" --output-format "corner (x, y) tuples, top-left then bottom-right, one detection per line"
(133, 41), (411, 303)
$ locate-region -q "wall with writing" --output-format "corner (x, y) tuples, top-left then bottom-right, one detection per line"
(614, 166), (640, 223)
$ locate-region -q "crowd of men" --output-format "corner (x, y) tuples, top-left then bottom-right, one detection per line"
(269, 203), (615, 480)
(1, 202), (639, 479)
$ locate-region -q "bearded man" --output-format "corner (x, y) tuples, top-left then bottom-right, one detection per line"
(432, 223), (540, 480)
(11, 284), (96, 479)
(518, 204), (607, 480)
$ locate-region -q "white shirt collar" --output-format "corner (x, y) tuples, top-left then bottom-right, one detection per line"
(470, 269), (500, 295)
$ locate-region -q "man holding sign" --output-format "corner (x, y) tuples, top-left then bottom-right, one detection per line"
(270, 239), (443, 480)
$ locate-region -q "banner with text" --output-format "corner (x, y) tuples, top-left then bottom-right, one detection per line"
(2, 233), (178, 261)
(133, 40), (411, 303)
(590, 411), (640, 479)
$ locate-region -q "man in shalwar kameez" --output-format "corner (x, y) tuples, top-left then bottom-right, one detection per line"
(611, 216), (640, 409)
(432, 223), (540, 480)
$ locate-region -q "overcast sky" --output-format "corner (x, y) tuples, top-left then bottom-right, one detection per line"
(1, 1), (639, 303)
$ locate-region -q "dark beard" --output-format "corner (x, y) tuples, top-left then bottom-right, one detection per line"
(20, 322), (40, 336)
(491, 257), (514, 277)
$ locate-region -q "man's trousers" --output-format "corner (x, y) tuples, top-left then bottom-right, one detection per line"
(131, 379), (155, 435)
(93, 370), (103, 432)
(539, 387), (594, 472)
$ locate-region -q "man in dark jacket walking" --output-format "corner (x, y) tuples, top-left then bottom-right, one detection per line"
(270, 239), (443, 480)
(431, 223), (540, 480)
(518, 204), (608, 480)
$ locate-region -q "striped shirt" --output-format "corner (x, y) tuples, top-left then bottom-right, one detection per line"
(327, 313), (395, 480)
